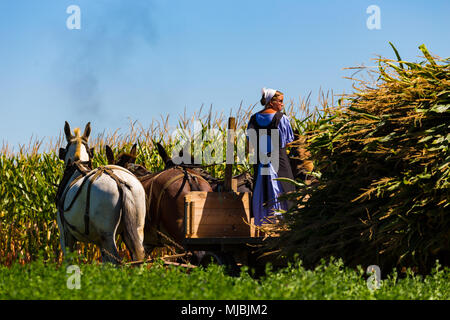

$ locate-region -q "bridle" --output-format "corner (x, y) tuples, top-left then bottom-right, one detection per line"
(58, 139), (94, 168)
(56, 140), (94, 235)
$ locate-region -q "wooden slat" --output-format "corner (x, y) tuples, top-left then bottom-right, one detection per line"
(184, 191), (254, 238)
(185, 191), (251, 209)
(188, 224), (251, 238)
(190, 208), (250, 225)
(189, 213), (251, 237)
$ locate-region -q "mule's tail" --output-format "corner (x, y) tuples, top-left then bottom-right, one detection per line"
(120, 184), (146, 262)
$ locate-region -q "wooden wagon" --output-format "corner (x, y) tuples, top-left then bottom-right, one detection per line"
(181, 117), (281, 272)
(182, 190), (272, 272)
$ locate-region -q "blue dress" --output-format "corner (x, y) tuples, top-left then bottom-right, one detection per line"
(247, 112), (295, 226)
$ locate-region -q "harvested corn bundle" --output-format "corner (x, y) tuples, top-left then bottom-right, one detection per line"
(273, 44), (450, 274)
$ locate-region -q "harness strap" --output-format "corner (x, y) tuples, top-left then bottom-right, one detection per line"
(58, 164), (133, 236)
(155, 173), (185, 221)
(145, 167), (208, 244)
(84, 167), (132, 235)
(56, 161), (93, 233)
(83, 168), (104, 235)
(61, 169), (96, 212)
(146, 170), (166, 215)
(153, 171), (188, 246)
(154, 167), (209, 216)
(173, 169), (189, 201)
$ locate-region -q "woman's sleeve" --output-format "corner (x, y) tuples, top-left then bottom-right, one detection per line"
(279, 115), (294, 148)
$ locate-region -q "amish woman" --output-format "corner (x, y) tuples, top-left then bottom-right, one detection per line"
(247, 87), (296, 226)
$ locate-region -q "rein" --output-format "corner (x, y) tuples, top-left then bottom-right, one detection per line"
(168, 162), (221, 169)
(56, 161), (92, 234)
(56, 160), (91, 212)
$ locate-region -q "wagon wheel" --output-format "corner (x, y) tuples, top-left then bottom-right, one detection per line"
(198, 251), (239, 276)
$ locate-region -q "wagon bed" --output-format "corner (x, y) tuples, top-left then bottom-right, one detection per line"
(182, 191), (277, 270)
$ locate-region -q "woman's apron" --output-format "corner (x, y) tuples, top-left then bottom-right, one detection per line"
(249, 111), (295, 222)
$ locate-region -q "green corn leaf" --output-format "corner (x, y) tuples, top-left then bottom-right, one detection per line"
(419, 44), (438, 67)
(389, 42), (405, 69)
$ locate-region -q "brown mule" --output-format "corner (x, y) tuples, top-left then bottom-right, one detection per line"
(155, 142), (254, 193)
(105, 144), (212, 254)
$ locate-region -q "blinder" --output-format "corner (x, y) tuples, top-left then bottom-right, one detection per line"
(88, 146), (94, 159)
(59, 141), (94, 164)
(59, 148), (66, 161)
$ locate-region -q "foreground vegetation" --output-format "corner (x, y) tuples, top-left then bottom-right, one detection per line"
(0, 258), (448, 300)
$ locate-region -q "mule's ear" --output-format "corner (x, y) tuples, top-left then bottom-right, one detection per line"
(130, 144), (137, 157)
(156, 142), (170, 163)
(82, 122), (91, 140)
(64, 121), (72, 142)
(105, 145), (115, 164)
(58, 148), (66, 161)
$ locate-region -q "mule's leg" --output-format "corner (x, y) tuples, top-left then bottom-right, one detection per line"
(57, 213), (77, 261)
(100, 232), (122, 264)
(142, 223), (158, 256)
(56, 212), (68, 256)
(122, 228), (146, 262)
(64, 230), (77, 258)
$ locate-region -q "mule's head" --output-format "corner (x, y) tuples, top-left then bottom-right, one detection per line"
(105, 144), (150, 177)
(59, 121), (94, 166)
(105, 144), (137, 167)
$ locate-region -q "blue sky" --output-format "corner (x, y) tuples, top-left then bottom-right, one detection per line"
(1, 0), (449, 149)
